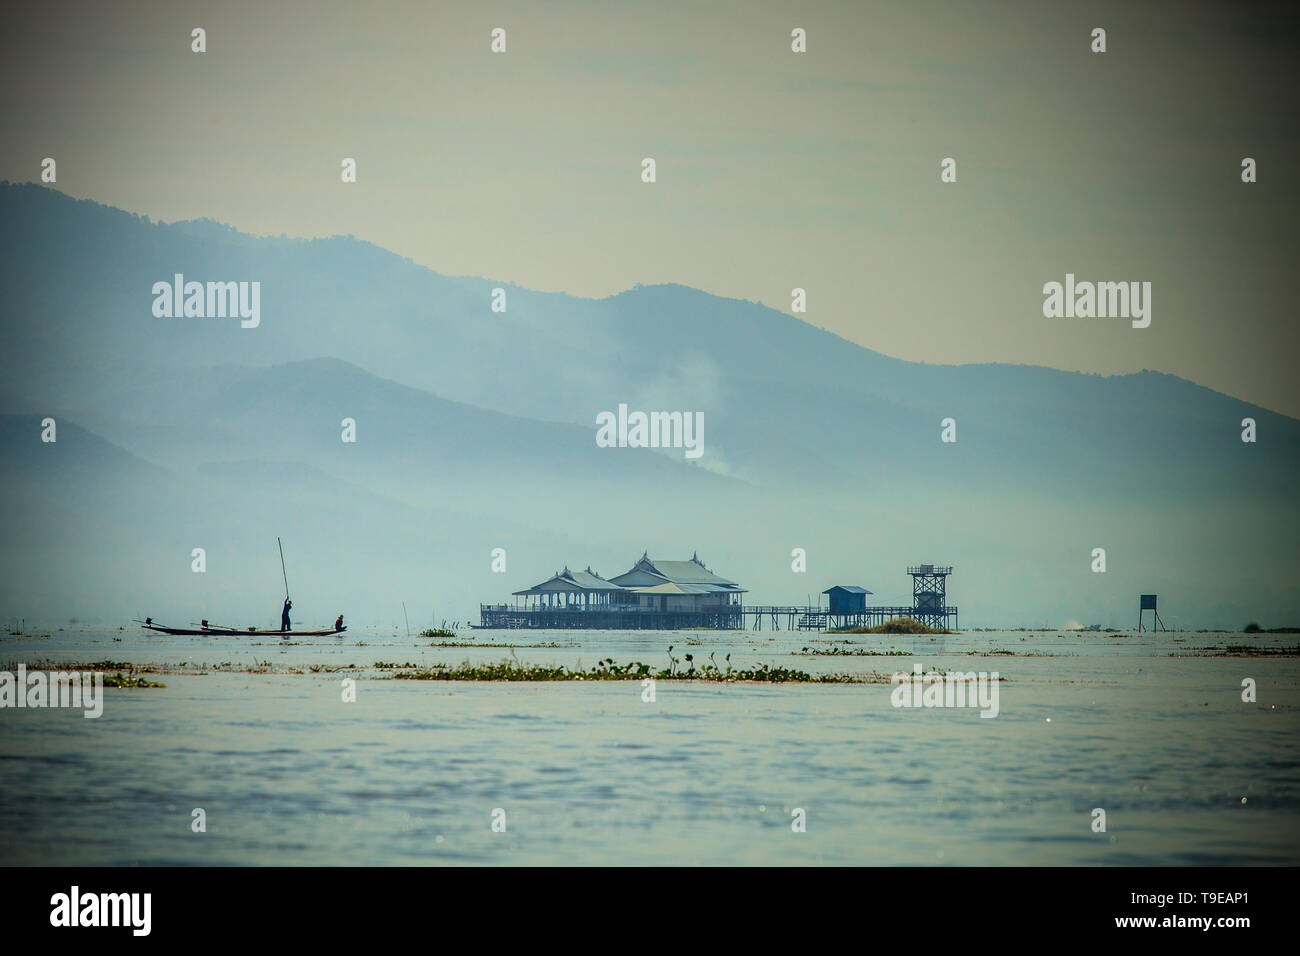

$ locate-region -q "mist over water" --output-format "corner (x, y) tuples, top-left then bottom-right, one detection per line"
(2, 186), (1299, 631)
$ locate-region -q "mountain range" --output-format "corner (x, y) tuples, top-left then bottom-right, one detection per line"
(1, 182), (1295, 629)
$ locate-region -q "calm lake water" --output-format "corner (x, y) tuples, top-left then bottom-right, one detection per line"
(1, 626), (1297, 865)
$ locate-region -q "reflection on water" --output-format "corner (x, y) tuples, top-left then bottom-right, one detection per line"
(0, 627), (1296, 865)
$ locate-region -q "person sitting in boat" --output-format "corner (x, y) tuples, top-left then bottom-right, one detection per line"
(281, 598), (292, 632)
(334, 614), (344, 632)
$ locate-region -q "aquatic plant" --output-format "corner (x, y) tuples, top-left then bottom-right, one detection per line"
(388, 657), (868, 683)
(102, 672), (164, 688)
(1181, 644), (1299, 657)
(828, 619), (949, 635)
(798, 646), (908, 656)
(427, 641), (564, 648)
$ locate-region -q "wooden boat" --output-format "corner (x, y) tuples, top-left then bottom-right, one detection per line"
(137, 620), (345, 637)
(135, 540), (347, 638)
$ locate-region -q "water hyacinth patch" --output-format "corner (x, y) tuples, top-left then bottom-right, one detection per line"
(388, 656), (870, 683)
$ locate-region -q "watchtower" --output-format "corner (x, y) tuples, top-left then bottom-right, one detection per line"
(907, 564), (953, 629)
(1137, 594), (1165, 632)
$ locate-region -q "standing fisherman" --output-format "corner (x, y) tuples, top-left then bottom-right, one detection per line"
(277, 538), (292, 634)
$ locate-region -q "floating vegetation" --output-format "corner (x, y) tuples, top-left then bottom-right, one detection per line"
(427, 641), (566, 648)
(420, 628), (456, 638)
(389, 656), (869, 683)
(798, 646), (908, 657)
(0, 661), (165, 687)
(43, 659), (135, 671)
(102, 672), (165, 688)
(1177, 644), (1300, 657)
(907, 666), (1008, 681)
(829, 619), (950, 635)
(969, 651), (1062, 658)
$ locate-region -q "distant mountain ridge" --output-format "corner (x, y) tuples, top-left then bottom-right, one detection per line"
(1, 182), (1296, 628)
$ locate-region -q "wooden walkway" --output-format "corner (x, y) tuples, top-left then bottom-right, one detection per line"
(478, 603), (957, 631)
(478, 604), (744, 630)
(742, 605), (958, 631)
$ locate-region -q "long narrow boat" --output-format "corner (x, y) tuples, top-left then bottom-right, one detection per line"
(136, 540), (349, 638)
(137, 620), (345, 637)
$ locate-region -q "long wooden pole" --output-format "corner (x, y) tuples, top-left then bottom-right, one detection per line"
(278, 537), (290, 599)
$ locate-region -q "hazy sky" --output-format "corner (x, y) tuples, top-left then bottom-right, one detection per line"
(3, 0), (1297, 414)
